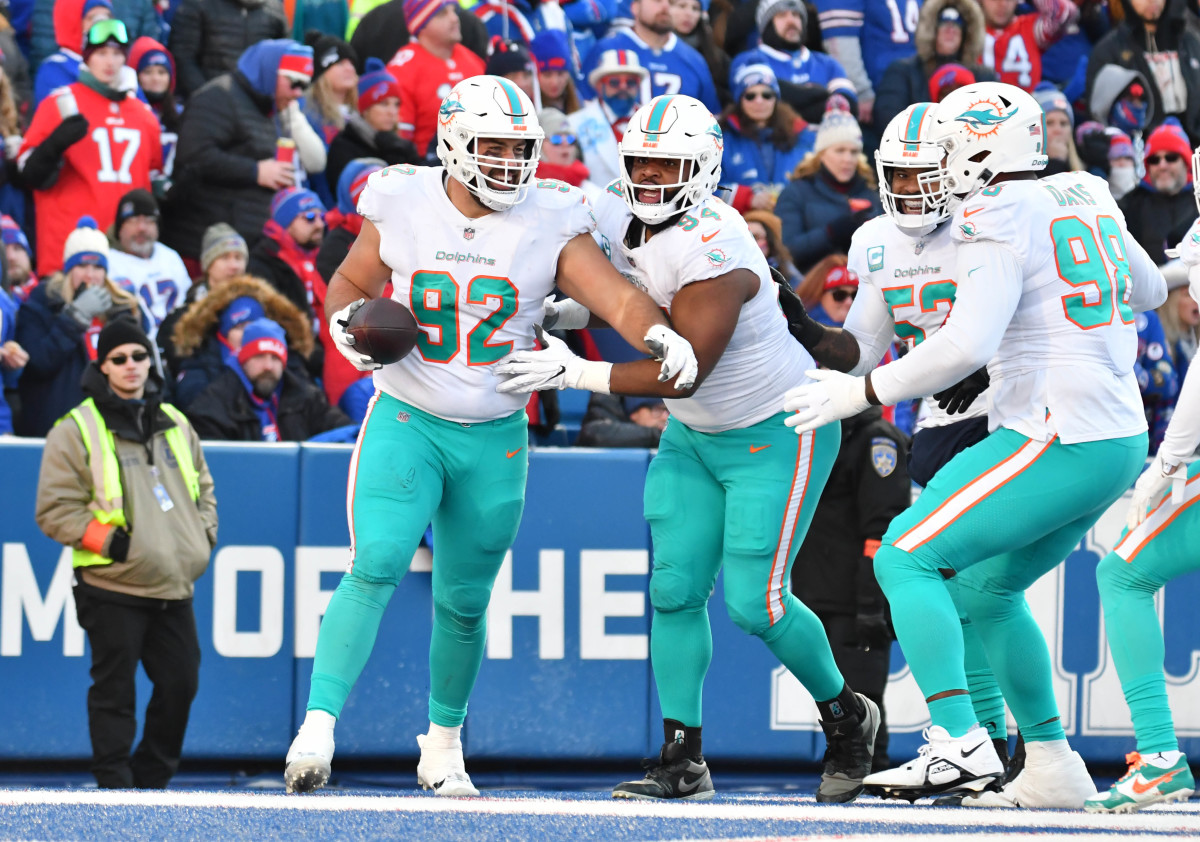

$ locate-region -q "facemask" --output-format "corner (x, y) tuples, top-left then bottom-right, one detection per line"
(1110, 99), (1148, 136)
(1108, 163), (1138, 199)
(603, 93), (638, 119)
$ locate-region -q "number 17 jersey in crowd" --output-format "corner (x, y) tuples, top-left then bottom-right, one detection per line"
(357, 165), (595, 423)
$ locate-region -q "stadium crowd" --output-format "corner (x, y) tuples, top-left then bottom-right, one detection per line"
(0, 0), (1196, 444)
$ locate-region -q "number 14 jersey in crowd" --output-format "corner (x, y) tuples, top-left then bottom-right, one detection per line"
(357, 165), (595, 424)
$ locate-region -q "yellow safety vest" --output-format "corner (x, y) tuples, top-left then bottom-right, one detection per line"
(61, 398), (200, 568)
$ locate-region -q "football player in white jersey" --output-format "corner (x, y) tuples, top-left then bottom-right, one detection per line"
(1084, 155), (1200, 814)
(283, 76), (700, 797)
(495, 94), (881, 804)
(782, 82), (1168, 803)
(777, 102), (1026, 791)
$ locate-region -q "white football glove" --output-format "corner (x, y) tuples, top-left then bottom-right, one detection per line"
(494, 333), (612, 394)
(782, 369), (870, 433)
(644, 324), (698, 390)
(1126, 450), (1187, 530)
(542, 295), (591, 331)
(329, 298), (381, 372)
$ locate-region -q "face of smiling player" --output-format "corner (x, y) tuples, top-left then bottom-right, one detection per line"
(474, 136), (531, 193)
(889, 165), (942, 216)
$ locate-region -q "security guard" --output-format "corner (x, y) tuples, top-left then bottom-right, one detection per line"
(35, 320), (217, 789)
(791, 406), (910, 771)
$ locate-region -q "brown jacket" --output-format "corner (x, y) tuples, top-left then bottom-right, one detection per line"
(35, 366), (218, 601)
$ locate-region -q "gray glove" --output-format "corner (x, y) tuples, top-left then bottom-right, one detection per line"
(67, 286), (113, 327)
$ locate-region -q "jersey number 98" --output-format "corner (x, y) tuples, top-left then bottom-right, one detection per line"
(1051, 216), (1135, 331)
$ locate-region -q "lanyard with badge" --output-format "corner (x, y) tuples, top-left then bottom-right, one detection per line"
(148, 464), (174, 512)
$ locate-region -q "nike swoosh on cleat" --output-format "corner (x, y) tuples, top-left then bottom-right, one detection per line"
(1132, 770), (1179, 794)
(960, 742), (985, 758)
(677, 771), (705, 793)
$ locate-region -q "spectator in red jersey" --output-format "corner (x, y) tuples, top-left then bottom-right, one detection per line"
(14, 216), (143, 436)
(19, 20), (164, 278)
(32, 0), (114, 108)
(979, 0), (1076, 92)
(163, 40), (321, 262)
(389, 0), (485, 162)
(325, 58), (418, 190)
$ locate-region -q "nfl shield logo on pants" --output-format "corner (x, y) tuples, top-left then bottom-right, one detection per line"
(464, 227), (475, 240)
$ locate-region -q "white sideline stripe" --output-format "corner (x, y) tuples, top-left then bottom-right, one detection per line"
(1, 790), (1198, 832)
(666, 836), (1189, 842)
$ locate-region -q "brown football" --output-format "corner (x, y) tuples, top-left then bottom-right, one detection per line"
(346, 298), (420, 365)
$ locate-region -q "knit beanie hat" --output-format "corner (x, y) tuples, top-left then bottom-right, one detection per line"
(306, 31), (358, 82)
(114, 188), (159, 232)
(1144, 120), (1192, 164)
(814, 109), (863, 155)
(1, 215), (30, 254)
(200, 223), (249, 273)
(278, 42), (315, 84)
(219, 296), (266, 338)
(337, 158), (386, 214)
(270, 187), (325, 229)
(63, 216), (109, 274)
(1108, 128), (1135, 162)
(238, 318), (288, 365)
(733, 63), (780, 103)
(757, 0), (806, 35)
(357, 58), (401, 112)
(929, 63), (975, 102)
(404, 0), (457, 37)
(82, 0), (113, 17)
(486, 38), (535, 78)
(1033, 86), (1073, 129)
(531, 29), (571, 75)
(97, 318), (153, 362)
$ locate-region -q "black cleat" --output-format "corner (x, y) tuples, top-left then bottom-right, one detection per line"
(612, 740), (715, 801)
(817, 693), (880, 803)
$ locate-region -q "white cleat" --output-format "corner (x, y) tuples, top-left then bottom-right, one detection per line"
(863, 724), (1003, 800)
(284, 720), (335, 794)
(961, 742), (1096, 808)
(416, 733), (480, 797)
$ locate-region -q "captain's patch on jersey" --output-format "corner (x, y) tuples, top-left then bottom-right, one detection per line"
(871, 437), (898, 477)
(867, 245), (884, 272)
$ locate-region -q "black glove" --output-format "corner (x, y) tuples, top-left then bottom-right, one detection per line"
(826, 207), (874, 251)
(1078, 128), (1112, 172)
(932, 367), (990, 415)
(772, 266), (825, 349)
(855, 609), (891, 651)
(108, 527), (130, 563)
(20, 114), (90, 189)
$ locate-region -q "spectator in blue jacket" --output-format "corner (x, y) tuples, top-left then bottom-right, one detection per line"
(719, 62), (813, 215)
(1135, 306), (1180, 453)
(0, 274), (27, 435)
(775, 106), (880, 274)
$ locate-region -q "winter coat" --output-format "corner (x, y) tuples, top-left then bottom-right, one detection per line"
(168, 0), (289, 97)
(325, 116), (419, 194)
(719, 114), (813, 211)
(168, 274), (315, 408)
(874, 0), (996, 132)
(185, 366), (351, 441)
(776, 165), (882, 274)
(576, 393), (663, 448)
(1085, 0), (1200, 143)
(1089, 64), (1156, 127)
(14, 278), (141, 437)
(162, 71), (279, 259)
(0, 24), (32, 119)
(1118, 184), (1199, 266)
(315, 224), (355, 287)
(34, 365), (217, 601)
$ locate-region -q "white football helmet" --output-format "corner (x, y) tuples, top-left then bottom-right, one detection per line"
(437, 75), (545, 211)
(876, 102), (951, 237)
(926, 82), (1048, 212)
(618, 95), (723, 224)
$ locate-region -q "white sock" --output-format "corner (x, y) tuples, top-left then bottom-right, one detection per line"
(426, 722), (462, 746)
(301, 709), (336, 733)
(1149, 750), (1183, 766)
(1025, 739), (1072, 760)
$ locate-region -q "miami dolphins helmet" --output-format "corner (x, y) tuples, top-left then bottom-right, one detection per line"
(437, 75), (544, 211)
(618, 94), (723, 224)
(925, 82), (1047, 212)
(876, 102), (952, 236)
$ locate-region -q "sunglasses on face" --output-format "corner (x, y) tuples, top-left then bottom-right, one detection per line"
(86, 18), (129, 47)
(107, 351), (150, 366)
(602, 78), (641, 91)
(548, 133), (578, 145)
(830, 288), (857, 302)
(289, 79), (307, 91)
(1147, 153), (1182, 165)
(300, 210), (320, 221)
(742, 91), (776, 102)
